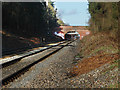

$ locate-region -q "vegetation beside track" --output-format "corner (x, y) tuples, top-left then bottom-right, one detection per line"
(70, 32), (119, 88)
(70, 2), (119, 88)
(2, 1), (66, 38)
(1, 1), (66, 56)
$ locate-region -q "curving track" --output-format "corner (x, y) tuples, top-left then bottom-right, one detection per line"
(0, 40), (73, 87)
(1, 41), (66, 68)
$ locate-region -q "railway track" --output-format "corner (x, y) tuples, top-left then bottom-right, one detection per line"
(2, 41), (62, 57)
(1, 41), (66, 68)
(0, 40), (73, 87)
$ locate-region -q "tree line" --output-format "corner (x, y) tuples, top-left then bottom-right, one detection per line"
(88, 2), (119, 33)
(2, 2), (65, 38)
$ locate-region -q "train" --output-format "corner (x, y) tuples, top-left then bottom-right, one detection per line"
(65, 30), (80, 40)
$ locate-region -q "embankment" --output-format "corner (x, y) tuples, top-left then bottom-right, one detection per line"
(70, 31), (119, 88)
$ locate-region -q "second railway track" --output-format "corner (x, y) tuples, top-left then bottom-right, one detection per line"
(1, 40), (73, 87)
(1, 41), (66, 68)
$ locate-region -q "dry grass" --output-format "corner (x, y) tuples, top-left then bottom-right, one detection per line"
(71, 53), (119, 76)
(70, 31), (119, 76)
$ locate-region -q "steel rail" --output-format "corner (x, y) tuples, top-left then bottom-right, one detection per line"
(1, 40), (73, 86)
(1, 40), (67, 68)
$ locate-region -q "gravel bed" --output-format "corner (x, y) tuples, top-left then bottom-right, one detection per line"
(3, 40), (80, 88)
(59, 63), (118, 88)
(3, 40), (118, 88)
(2, 47), (59, 80)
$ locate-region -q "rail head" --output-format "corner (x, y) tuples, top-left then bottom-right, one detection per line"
(0, 41), (66, 67)
(1, 40), (72, 86)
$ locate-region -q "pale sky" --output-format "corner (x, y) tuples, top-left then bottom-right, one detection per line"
(52, 0), (91, 26)
(51, 0), (88, 2)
